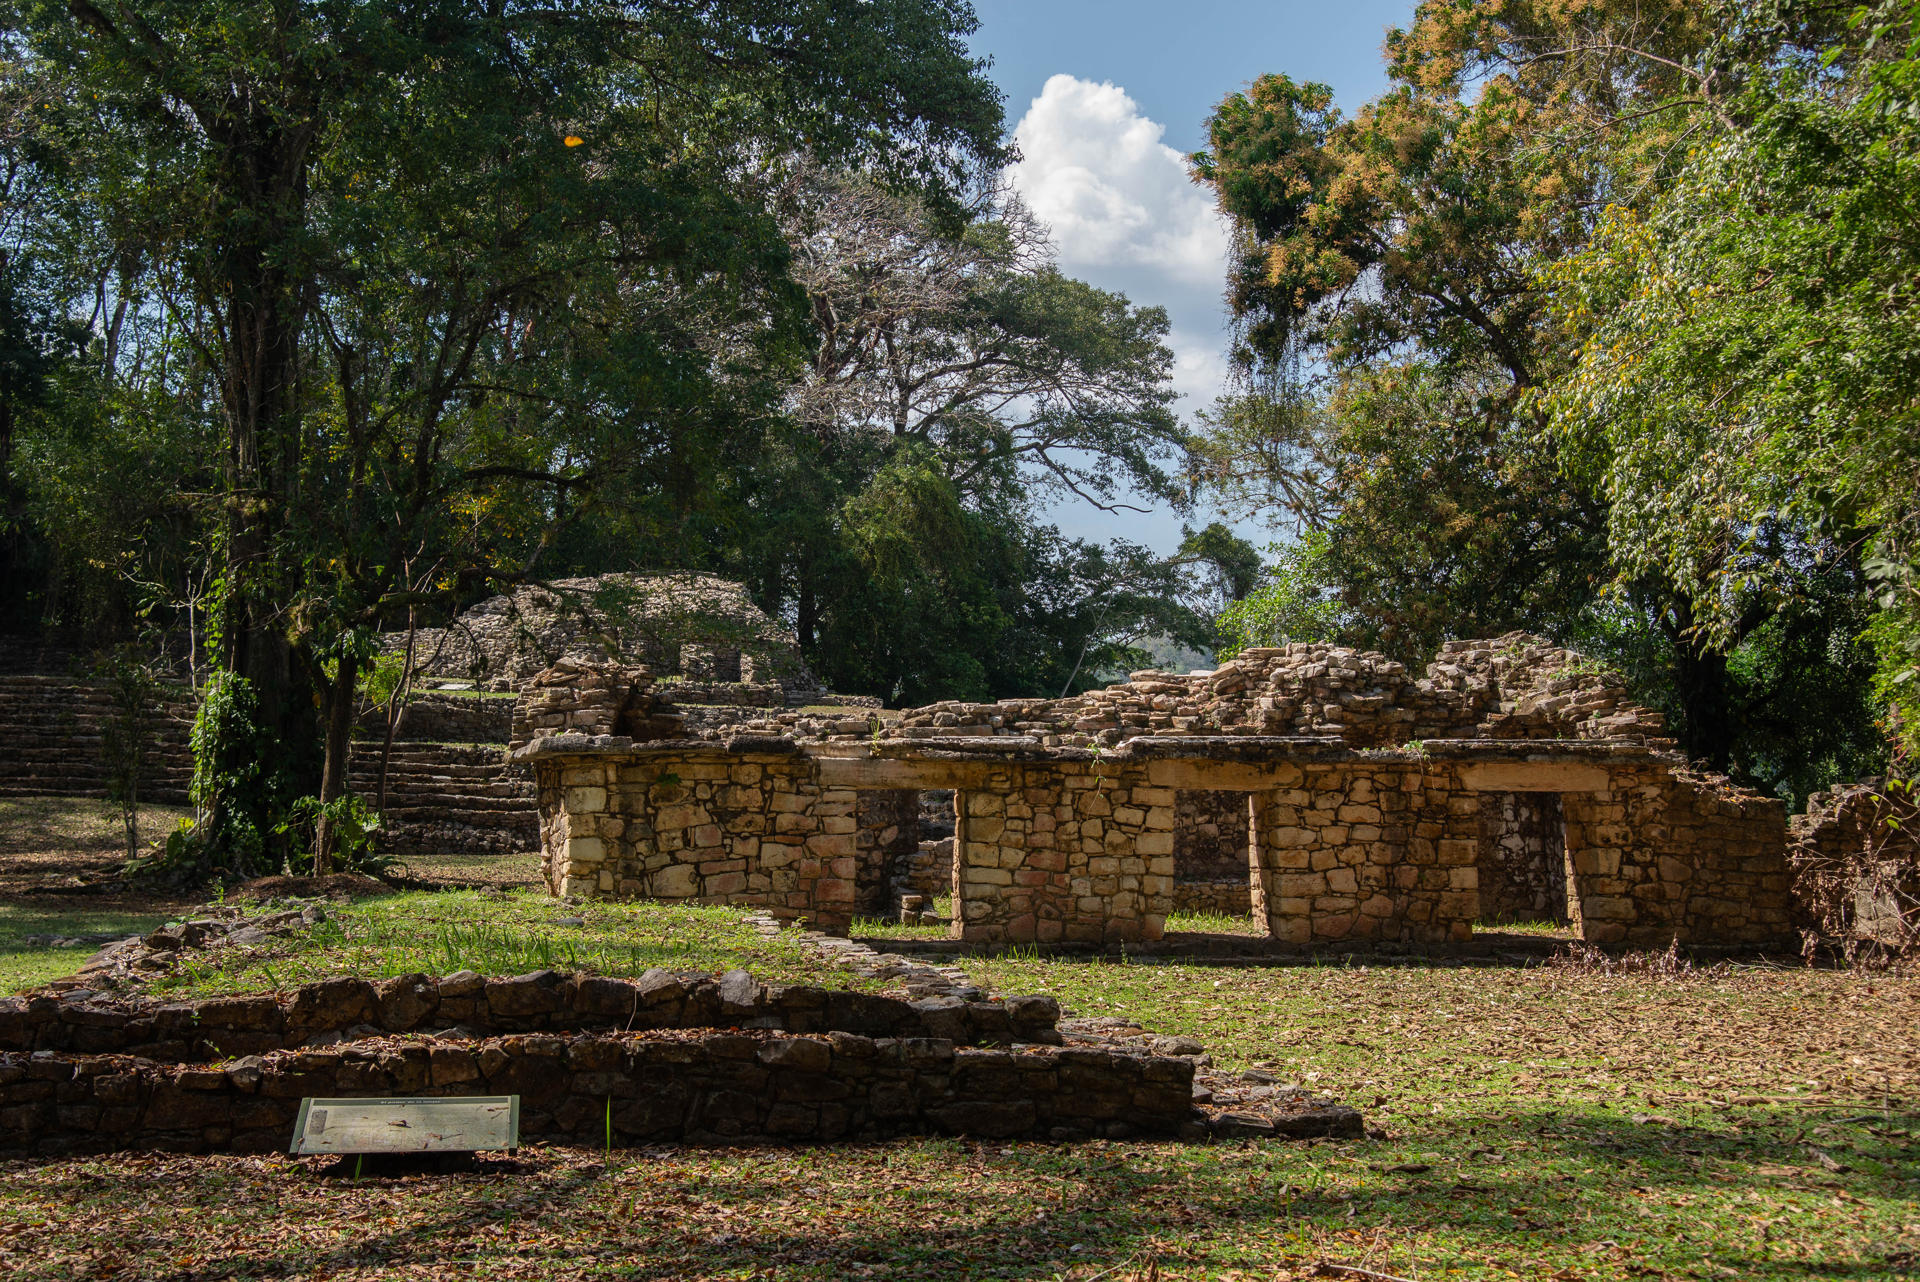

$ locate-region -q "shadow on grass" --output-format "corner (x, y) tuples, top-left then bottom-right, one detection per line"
(7, 1104), (1913, 1281)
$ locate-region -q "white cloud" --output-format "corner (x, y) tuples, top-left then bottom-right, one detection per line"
(1009, 74), (1249, 555)
(1010, 74), (1229, 292)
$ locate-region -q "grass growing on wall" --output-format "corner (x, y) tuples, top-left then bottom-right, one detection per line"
(141, 889), (887, 998)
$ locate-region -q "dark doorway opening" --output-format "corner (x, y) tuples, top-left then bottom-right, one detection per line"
(1475, 792), (1573, 927)
(1170, 789), (1257, 927)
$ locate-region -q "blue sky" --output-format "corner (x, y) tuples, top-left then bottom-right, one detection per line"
(964, 0), (1416, 553)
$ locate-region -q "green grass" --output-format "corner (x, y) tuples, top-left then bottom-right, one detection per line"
(0, 796), (194, 994)
(0, 905), (178, 996)
(1477, 918), (1579, 937)
(393, 851), (544, 889)
(142, 888), (887, 998)
(852, 896), (953, 940)
(1164, 908), (1265, 936)
(3, 958), (1915, 1278)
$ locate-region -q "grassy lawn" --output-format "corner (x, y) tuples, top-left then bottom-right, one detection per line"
(142, 888), (887, 999)
(1, 950), (1911, 1278)
(3, 792), (1916, 1277)
(0, 796), (197, 995)
(395, 851), (545, 891)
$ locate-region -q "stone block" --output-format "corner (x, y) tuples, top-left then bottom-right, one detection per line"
(651, 864), (700, 898)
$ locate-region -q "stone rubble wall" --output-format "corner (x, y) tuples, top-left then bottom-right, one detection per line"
(897, 836), (954, 905)
(0, 1029), (1195, 1157)
(387, 573), (824, 701)
(854, 790), (922, 915)
(0, 674), (195, 804)
(1173, 789), (1253, 882)
(0, 968), (1063, 1061)
(533, 747), (863, 931)
(1, 968), (1209, 1156)
(1787, 781), (1920, 942)
(354, 692), (514, 745)
(509, 660), (686, 753)
(1253, 760), (1481, 947)
(1561, 764), (1790, 947)
(702, 631), (1671, 753)
(954, 762), (1176, 945)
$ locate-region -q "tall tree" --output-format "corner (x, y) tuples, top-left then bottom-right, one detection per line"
(4, 0), (1005, 868)
(1188, 0), (1889, 795)
(728, 168), (1201, 701)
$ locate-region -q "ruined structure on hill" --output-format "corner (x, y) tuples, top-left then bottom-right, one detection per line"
(514, 634), (1799, 951)
(392, 572), (827, 703)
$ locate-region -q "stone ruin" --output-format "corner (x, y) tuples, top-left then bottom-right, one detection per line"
(1789, 780), (1920, 950)
(512, 633), (1800, 951)
(389, 571), (828, 703)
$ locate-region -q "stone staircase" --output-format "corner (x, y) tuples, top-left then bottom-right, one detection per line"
(347, 740), (535, 855)
(0, 674), (194, 804)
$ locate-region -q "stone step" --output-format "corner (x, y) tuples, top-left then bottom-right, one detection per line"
(374, 790), (533, 809)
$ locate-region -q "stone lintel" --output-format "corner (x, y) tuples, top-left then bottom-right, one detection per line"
(1455, 760), (1614, 793)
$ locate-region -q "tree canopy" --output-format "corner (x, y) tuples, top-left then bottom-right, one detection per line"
(1191, 0), (1907, 799)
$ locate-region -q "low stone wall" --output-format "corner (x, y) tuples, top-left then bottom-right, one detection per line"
(1170, 881), (1253, 917)
(0, 1028), (1194, 1157)
(533, 743), (863, 929)
(855, 790), (921, 913)
(1561, 763), (1790, 947)
(0, 969), (1064, 1061)
(1788, 782), (1919, 944)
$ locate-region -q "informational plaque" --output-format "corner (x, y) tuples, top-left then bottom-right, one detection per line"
(290, 1096), (520, 1155)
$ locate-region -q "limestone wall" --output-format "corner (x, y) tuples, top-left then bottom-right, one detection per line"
(1788, 782), (1920, 945)
(392, 572), (823, 699)
(0, 969), (1063, 1060)
(720, 631), (1673, 753)
(1173, 789), (1253, 882)
(1252, 760), (1481, 947)
(1561, 764), (1791, 947)
(1476, 792), (1569, 925)
(952, 762), (1177, 945)
(531, 746), (859, 932)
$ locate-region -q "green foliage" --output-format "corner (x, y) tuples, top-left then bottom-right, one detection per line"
(275, 794), (389, 877)
(1190, 0), (1900, 789)
(1, 0), (1008, 848)
(1538, 10), (1920, 763)
(1215, 533), (1344, 658)
(358, 652), (406, 710)
(89, 643), (166, 861)
(188, 672), (298, 877)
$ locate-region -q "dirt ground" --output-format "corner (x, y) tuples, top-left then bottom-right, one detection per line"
(0, 796), (201, 921)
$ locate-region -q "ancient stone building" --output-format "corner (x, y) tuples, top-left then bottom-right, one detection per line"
(516, 634), (1799, 950)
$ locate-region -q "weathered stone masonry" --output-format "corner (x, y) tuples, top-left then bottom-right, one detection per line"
(0, 971), (1211, 1155)
(522, 734), (1794, 949)
(519, 634), (1800, 950)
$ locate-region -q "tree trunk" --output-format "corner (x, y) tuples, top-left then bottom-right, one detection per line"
(312, 654), (360, 877)
(796, 568), (818, 650)
(1673, 642), (1735, 773)
(123, 773), (139, 865)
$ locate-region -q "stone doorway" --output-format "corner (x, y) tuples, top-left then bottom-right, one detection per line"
(1475, 792), (1573, 926)
(1170, 789), (1256, 924)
